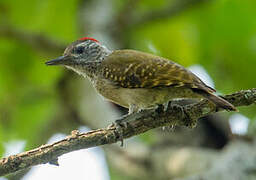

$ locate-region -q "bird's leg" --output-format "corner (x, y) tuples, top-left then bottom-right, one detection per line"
(156, 102), (169, 114)
(163, 102), (169, 111)
(111, 104), (140, 146)
(169, 101), (197, 128)
(162, 125), (175, 131)
(115, 104), (139, 125)
(160, 101), (192, 130)
(155, 102), (177, 130)
(156, 101), (176, 130)
(128, 104), (139, 114)
(169, 101), (187, 122)
(108, 115), (128, 146)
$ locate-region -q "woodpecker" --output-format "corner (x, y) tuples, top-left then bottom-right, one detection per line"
(46, 37), (237, 114)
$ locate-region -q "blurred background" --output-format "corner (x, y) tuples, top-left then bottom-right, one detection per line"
(0, 0), (256, 179)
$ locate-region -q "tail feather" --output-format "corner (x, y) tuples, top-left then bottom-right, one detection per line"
(193, 89), (237, 111)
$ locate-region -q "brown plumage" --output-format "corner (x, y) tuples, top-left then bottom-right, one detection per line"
(101, 50), (213, 90)
(99, 50), (236, 112)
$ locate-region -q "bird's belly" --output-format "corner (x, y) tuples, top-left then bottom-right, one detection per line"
(118, 87), (201, 109)
(94, 79), (201, 110)
(94, 79), (130, 108)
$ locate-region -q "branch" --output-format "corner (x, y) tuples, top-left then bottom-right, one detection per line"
(129, 0), (213, 27)
(0, 24), (65, 54)
(0, 88), (255, 176)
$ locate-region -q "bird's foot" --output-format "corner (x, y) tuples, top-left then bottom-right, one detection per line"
(170, 103), (197, 128)
(108, 115), (130, 147)
(170, 102), (185, 117)
(162, 125), (175, 131)
(163, 102), (169, 111)
(128, 104), (141, 114)
(156, 102), (169, 114)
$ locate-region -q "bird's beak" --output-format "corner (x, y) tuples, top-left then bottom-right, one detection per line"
(45, 56), (71, 66)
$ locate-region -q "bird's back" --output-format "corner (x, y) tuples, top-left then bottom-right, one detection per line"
(100, 49), (215, 94)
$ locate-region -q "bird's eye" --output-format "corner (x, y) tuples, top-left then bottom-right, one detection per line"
(74, 46), (84, 54)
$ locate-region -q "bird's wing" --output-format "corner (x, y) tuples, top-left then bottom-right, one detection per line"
(101, 50), (215, 93)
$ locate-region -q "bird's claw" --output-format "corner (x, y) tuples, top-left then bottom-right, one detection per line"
(110, 119), (129, 147)
(170, 103), (197, 128)
(162, 125), (175, 131)
(170, 103), (185, 118)
(156, 102), (169, 114)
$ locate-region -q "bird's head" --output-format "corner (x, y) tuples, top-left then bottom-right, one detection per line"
(46, 37), (111, 67)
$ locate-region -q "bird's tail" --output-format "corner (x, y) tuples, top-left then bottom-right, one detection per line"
(194, 89), (237, 111)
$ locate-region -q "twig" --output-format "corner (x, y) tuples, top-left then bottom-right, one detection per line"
(111, 0), (213, 47)
(0, 24), (65, 54)
(0, 88), (255, 176)
(129, 0), (212, 27)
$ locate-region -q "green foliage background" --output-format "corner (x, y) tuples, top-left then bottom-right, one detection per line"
(0, 0), (255, 176)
